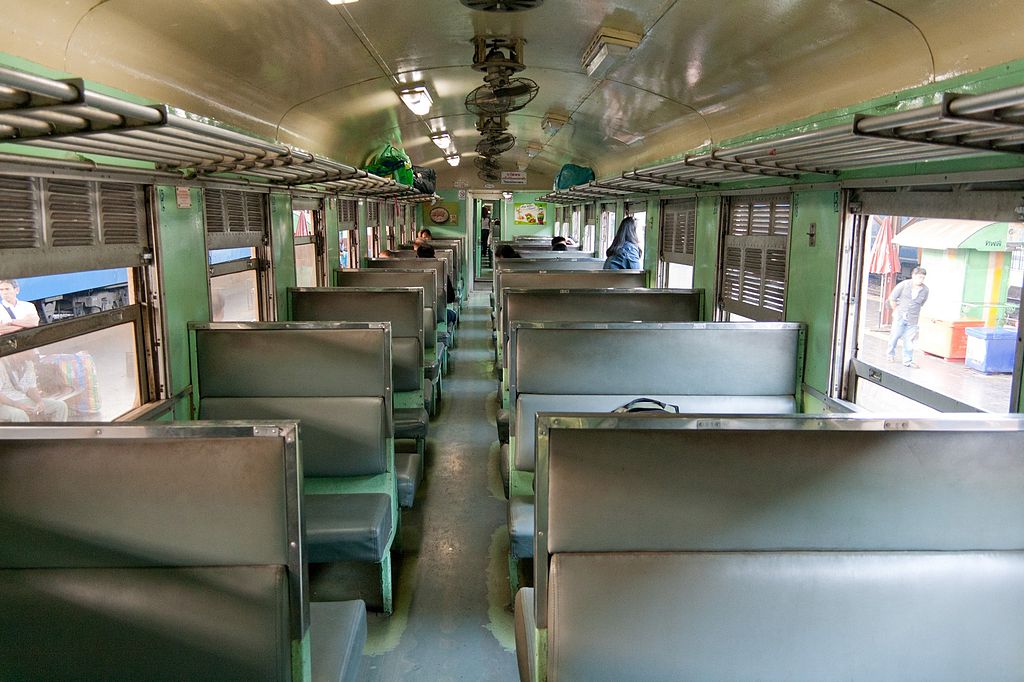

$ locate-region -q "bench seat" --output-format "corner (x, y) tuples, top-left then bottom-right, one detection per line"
(394, 406), (429, 439)
(310, 600), (367, 682)
(508, 495), (533, 560)
(305, 493), (392, 563)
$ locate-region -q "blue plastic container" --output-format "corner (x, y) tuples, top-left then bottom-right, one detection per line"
(964, 327), (1017, 374)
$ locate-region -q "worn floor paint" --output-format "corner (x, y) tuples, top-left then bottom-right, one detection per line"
(360, 290), (518, 681)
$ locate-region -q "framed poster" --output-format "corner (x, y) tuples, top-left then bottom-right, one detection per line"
(423, 202), (459, 225)
(513, 202), (546, 225)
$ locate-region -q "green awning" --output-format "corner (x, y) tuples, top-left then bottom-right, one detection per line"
(892, 219), (1020, 252)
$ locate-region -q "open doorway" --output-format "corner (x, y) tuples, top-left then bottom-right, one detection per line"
(475, 198), (498, 282)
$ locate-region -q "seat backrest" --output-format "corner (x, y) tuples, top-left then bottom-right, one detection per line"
(535, 413), (1024, 680)
(191, 322), (392, 477)
(0, 422), (303, 681)
(502, 288), (704, 360)
(290, 288), (423, 392)
(335, 269), (439, 324)
(495, 270), (645, 332)
(366, 259), (446, 322)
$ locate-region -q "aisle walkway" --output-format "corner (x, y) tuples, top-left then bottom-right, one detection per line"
(359, 289), (518, 681)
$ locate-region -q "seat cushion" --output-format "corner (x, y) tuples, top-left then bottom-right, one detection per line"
(514, 588), (536, 682)
(310, 600), (367, 682)
(394, 407), (429, 439)
(508, 496), (535, 559)
(305, 493), (392, 563)
(395, 450), (422, 508)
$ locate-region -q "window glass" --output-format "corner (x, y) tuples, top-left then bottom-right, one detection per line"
(0, 322), (140, 422)
(851, 214), (1020, 412)
(4, 269), (132, 327)
(666, 263), (694, 288)
(209, 247), (254, 265)
(295, 242), (317, 287)
(599, 208), (616, 256)
(339, 230), (355, 269)
(210, 270), (258, 321)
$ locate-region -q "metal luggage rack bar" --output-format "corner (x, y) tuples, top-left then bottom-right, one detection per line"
(0, 65), (430, 202)
(543, 85), (1024, 202)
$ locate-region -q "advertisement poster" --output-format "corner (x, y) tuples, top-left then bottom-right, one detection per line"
(423, 202), (459, 225)
(513, 202), (546, 225)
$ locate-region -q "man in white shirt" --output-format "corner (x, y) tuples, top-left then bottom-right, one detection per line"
(0, 279), (40, 334)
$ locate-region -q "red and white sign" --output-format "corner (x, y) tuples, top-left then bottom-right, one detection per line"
(501, 171), (527, 185)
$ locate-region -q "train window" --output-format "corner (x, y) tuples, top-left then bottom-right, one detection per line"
(0, 176), (157, 422)
(571, 207), (582, 245)
(339, 229), (357, 269)
(626, 202), (648, 266)
(293, 208), (318, 288)
(583, 204), (596, 253)
(660, 198), (696, 287)
(0, 317), (142, 423)
(718, 194), (791, 322)
(841, 212), (1021, 413)
(599, 204), (616, 256)
(204, 188), (270, 321)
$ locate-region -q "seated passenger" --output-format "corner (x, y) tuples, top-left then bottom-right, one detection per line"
(0, 279), (40, 334)
(603, 216), (642, 270)
(496, 244), (521, 258)
(0, 354), (69, 422)
(379, 249), (396, 258)
(552, 242), (568, 251)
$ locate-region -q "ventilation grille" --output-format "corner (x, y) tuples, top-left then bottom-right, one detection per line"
(204, 188), (267, 248)
(0, 176), (148, 278)
(340, 199), (358, 227)
(0, 176), (39, 249)
(460, 0), (543, 12)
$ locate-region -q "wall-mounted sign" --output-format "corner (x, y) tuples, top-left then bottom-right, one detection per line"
(458, 189), (467, 200)
(423, 202), (459, 225)
(514, 202), (547, 225)
(501, 171), (527, 185)
(175, 186), (192, 209)
(453, 179), (469, 189)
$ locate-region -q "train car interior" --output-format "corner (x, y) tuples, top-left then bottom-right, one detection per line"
(1, 1), (1023, 680)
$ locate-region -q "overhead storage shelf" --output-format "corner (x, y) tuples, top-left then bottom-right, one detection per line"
(540, 85), (1024, 204)
(0, 65), (432, 201)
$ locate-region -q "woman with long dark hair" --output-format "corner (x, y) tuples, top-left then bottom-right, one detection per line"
(603, 216), (642, 270)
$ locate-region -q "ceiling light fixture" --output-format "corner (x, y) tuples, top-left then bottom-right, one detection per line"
(326, 0), (358, 4)
(582, 26), (641, 79)
(398, 84), (433, 116)
(445, 153), (461, 167)
(430, 132), (453, 150)
(526, 142), (544, 158)
(541, 112), (569, 135)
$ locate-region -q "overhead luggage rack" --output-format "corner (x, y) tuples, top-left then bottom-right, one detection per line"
(542, 85), (1024, 202)
(0, 65), (429, 201)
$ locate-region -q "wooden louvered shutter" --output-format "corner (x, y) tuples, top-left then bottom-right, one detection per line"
(720, 194), (791, 321)
(0, 176), (148, 278)
(367, 201), (380, 226)
(204, 188), (267, 248)
(660, 198), (696, 265)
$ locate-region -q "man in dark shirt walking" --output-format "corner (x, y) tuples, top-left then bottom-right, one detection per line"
(885, 267), (929, 368)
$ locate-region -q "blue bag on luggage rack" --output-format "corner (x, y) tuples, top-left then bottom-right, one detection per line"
(554, 163), (595, 190)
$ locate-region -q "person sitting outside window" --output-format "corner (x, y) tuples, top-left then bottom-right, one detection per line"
(0, 354), (69, 422)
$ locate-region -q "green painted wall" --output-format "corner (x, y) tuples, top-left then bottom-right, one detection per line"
(270, 192), (295, 320)
(693, 195), (722, 321)
(786, 190), (843, 398)
(155, 185), (209, 409)
(424, 189), (467, 239)
(501, 191), (553, 238)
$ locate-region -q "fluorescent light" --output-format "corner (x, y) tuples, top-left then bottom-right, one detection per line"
(326, 0), (358, 4)
(582, 27), (641, 79)
(502, 191), (513, 199)
(526, 142), (543, 158)
(445, 154), (460, 167)
(399, 85), (433, 116)
(430, 132), (452, 150)
(541, 112), (569, 135)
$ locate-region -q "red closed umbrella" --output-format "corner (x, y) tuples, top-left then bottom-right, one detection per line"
(867, 216), (900, 327)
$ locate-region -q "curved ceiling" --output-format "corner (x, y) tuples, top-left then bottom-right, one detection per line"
(2, 0), (1022, 187)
